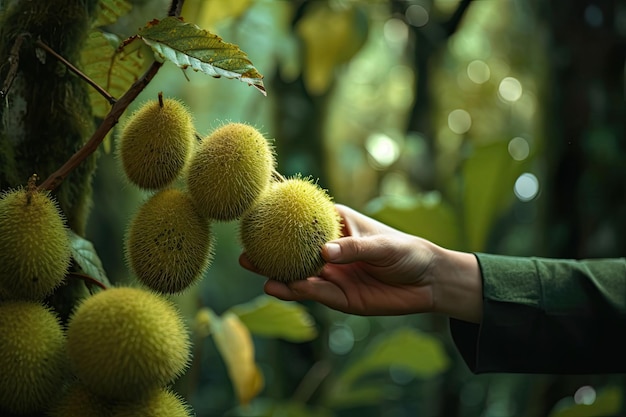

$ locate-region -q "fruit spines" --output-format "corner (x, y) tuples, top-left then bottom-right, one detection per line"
(0, 301), (68, 415)
(186, 122), (275, 221)
(125, 188), (215, 294)
(111, 388), (193, 417)
(240, 176), (342, 282)
(0, 187), (71, 300)
(66, 286), (191, 401)
(117, 96), (196, 190)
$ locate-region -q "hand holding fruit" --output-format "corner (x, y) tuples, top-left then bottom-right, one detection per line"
(241, 204), (484, 323)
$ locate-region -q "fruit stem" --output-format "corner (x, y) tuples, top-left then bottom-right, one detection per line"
(158, 91), (164, 108)
(272, 169), (286, 182)
(35, 39), (116, 105)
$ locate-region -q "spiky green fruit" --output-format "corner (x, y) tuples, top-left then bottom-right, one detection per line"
(0, 301), (67, 415)
(186, 122), (275, 221)
(111, 389), (192, 417)
(240, 176), (342, 282)
(118, 97), (196, 190)
(47, 382), (112, 417)
(66, 287), (191, 401)
(125, 188), (214, 294)
(0, 188), (71, 300)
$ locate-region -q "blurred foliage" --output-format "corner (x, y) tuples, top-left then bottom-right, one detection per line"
(83, 0), (626, 416)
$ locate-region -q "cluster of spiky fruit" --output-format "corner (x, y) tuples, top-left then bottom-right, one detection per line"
(0, 184), (72, 415)
(0, 180), (193, 415)
(118, 93), (342, 288)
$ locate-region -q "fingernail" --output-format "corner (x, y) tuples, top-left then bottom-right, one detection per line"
(325, 242), (341, 260)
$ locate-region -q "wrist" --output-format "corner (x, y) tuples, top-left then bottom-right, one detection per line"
(431, 246), (483, 323)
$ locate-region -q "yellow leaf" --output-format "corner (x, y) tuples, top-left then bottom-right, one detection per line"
(297, 4), (368, 95)
(184, 0), (254, 31)
(212, 312), (264, 406)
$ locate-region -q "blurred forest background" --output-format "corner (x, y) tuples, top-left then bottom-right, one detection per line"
(84, 0), (626, 416)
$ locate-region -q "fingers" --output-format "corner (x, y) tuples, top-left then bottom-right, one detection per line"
(265, 277), (349, 312)
(322, 235), (391, 266)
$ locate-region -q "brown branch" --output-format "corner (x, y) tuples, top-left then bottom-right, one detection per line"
(35, 38), (116, 105)
(0, 33), (28, 100)
(37, 0), (186, 192)
(38, 61), (163, 191)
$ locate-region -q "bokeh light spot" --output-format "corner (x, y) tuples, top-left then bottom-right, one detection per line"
(584, 5), (603, 27)
(448, 109), (472, 134)
(328, 324), (354, 355)
(467, 60), (491, 84)
(499, 77), (523, 102)
(574, 386), (596, 405)
(366, 133), (400, 168)
(508, 137), (530, 161)
(406, 5), (429, 27)
(514, 173), (539, 202)
(384, 18), (409, 45)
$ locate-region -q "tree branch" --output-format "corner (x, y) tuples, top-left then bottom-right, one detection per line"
(37, 0), (186, 192)
(38, 61), (162, 191)
(0, 33), (28, 100)
(35, 38), (116, 105)
(443, 0), (474, 37)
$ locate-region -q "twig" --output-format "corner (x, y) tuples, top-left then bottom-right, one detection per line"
(0, 33), (28, 100)
(35, 39), (116, 105)
(38, 61), (162, 191)
(67, 272), (108, 290)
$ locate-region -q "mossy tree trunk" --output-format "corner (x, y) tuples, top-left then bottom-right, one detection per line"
(0, 0), (99, 236)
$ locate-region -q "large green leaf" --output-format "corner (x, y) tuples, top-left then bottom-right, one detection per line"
(137, 16), (266, 95)
(92, 0), (132, 28)
(462, 142), (528, 251)
(366, 193), (461, 249)
(333, 328), (450, 390)
(81, 30), (146, 118)
(229, 295), (318, 342)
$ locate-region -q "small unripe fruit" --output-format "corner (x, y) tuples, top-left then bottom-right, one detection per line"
(48, 382), (112, 417)
(111, 389), (192, 417)
(118, 96), (195, 190)
(0, 301), (67, 415)
(66, 287), (191, 401)
(186, 122), (275, 221)
(0, 188), (71, 300)
(125, 188), (214, 294)
(240, 176), (342, 282)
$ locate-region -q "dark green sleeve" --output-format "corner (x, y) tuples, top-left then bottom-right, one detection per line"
(450, 253), (626, 374)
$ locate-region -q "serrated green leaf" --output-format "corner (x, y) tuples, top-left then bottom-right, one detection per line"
(137, 16), (266, 95)
(81, 30), (146, 118)
(92, 0), (133, 28)
(334, 328), (449, 390)
(68, 231), (110, 288)
(229, 295), (318, 342)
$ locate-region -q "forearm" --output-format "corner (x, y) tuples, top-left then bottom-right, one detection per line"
(451, 254), (626, 374)
(429, 244), (483, 323)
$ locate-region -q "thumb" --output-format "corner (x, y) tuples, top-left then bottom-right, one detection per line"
(322, 236), (388, 264)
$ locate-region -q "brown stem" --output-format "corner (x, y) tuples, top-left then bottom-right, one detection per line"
(0, 33), (28, 100)
(67, 272), (108, 290)
(158, 91), (164, 107)
(35, 39), (116, 105)
(38, 61), (163, 191)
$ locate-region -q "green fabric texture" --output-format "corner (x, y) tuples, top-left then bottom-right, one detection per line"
(450, 253), (626, 374)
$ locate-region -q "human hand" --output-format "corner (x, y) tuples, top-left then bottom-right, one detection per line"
(239, 204), (482, 322)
